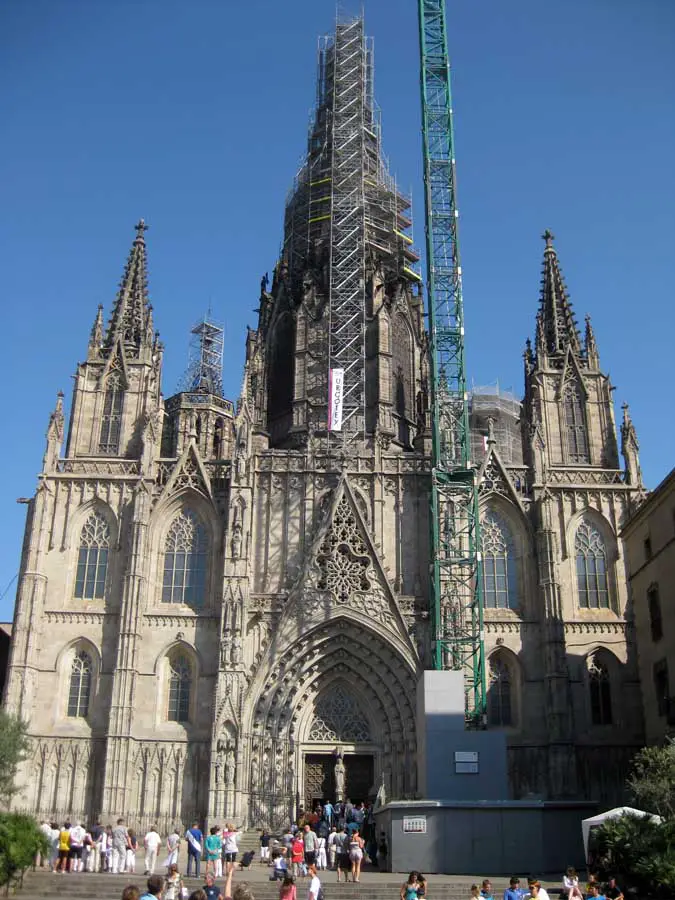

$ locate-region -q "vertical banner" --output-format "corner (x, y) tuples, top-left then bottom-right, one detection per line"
(328, 367), (345, 431)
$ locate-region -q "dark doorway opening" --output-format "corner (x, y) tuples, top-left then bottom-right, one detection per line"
(303, 753), (374, 807)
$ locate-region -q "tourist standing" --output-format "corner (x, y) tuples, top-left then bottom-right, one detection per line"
(186, 821), (204, 878)
(291, 834), (304, 879)
(504, 877), (523, 900)
(334, 826), (349, 883)
(126, 829), (138, 874)
(302, 824), (317, 868)
(206, 826), (223, 877)
(89, 821), (103, 872)
(112, 819), (130, 874)
(144, 825), (162, 875)
(316, 833), (327, 870)
(221, 822), (240, 874)
(165, 826), (181, 870)
(348, 828), (364, 883)
(56, 822), (71, 873)
(480, 879), (494, 899)
(260, 830), (271, 864)
(307, 862), (321, 900)
(69, 821), (86, 872)
(604, 878), (623, 900)
(163, 862), (184, 900)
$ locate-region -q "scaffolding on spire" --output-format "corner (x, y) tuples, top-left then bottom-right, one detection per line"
(180, 316), (225, 396)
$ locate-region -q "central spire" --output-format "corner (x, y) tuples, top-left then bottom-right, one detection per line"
(279, 17), (421, 443)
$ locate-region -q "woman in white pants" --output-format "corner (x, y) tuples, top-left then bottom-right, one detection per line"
(316, 835), (327, 870)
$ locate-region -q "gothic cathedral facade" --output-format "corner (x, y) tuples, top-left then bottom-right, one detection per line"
(5, 20), (646, 830)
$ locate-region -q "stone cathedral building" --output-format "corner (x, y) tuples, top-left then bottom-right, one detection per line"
(6, 19), (646, 829)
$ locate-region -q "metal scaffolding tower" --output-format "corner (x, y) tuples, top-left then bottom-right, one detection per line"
(282, 17), (421, 442)
(418, 0), (486, 725)
(180, 316), (225, 396)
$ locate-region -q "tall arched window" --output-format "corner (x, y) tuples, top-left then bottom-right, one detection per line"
(588, 654), (613, 725)
(564, 381), (589, 463)
(162, 510), (208, 606)
(391, 313), (413, 446)
(575, 520), (609, 609)
(99, 372), (125, 455)
(168, 655), (191, 722)
(68, 651), (92, 718)
(482, 510), (519, 610)
(488, 655), (513, 727)
(74, 512), (110, 600)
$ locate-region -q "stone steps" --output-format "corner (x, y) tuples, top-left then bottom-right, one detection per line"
(19, 869), (522, 900)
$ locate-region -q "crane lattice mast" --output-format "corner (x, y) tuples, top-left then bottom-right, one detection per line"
(418, 0), (486, 725)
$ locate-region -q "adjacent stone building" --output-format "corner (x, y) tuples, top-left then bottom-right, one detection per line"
(4, 19), (646, 831)
(621, 467), (675, 744)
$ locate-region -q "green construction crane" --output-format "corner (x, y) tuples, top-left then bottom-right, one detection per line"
(418, 0), (487, 726)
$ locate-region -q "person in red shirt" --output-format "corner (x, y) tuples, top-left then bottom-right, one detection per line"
(291, 836), (304, 879)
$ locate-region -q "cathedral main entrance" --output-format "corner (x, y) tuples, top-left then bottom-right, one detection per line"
(303, 753), (374, 807)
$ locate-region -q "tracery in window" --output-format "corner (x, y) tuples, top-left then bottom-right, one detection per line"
(482, 510), (519, 610)
(68, 651), (92, 718)
(162, 510), (208, 606)
(168, 655), (191, 723)
(588, 654), (612, 725)
(564, 381), (589, 463)
(487, 655), (513, 727)
(99, 372), (124, 455)
(575, 520), (609, 609)
(316, 497), (371, 603)
(74, 513), (110, 600)
(308, 686), (371, 742)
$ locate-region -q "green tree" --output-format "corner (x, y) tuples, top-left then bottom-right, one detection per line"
(0, 813), (49, 894)
(593, 812), (675, 899)
(627, 738), (675, 821)
(0, 712), (30, 809)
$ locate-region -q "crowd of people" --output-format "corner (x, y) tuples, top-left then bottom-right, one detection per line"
(261, 798), (387, 883)
(470, 870), (624, 900)
(36, 819), (243, 879)
(119, 868), (256, 900)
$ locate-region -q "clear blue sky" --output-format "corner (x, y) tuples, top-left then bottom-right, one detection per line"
(0, 0), (673, 620)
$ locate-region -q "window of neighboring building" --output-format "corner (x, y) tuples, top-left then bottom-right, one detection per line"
(67, 651), (92, 718)
(588, 654), (613, 725)
(481, 510), (519, 610)
(654, 660), (669, 718)
(648, 584), (663, 642)
(644, 536), (652, 561)
(575, 520), (610, 609)
(162, 510), (208, 606)
(168, 655), (191, 723)
(564, 382), (589, 464)
(74, 512), (110, 600)
(98, 372), (124, 455)
(487, 655), (514, 727)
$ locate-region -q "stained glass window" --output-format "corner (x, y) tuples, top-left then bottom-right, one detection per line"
(488, 656), (513, 727)
(482, 510), (519, 610)
(564, 382), (589, 463)
(162, 510), (208, 606)
(68, 651), (92, 718)
(168, 656), (191, 722)
(74, 513), (110, 600)
(99, 372), (124, 455)
(588, 655), (612, 725)
(575, 520), (609, 609)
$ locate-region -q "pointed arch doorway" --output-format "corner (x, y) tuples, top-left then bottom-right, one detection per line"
(300, 684), (377, 809)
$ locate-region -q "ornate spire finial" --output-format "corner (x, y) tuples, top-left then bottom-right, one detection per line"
(621, 402), (643, 488)
(536, 230), (581, 356)
(135, 219), (149, 241)
(542, 229), (555, 250)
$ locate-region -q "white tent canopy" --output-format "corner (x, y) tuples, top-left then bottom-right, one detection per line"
(582, 806), (663, 861)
